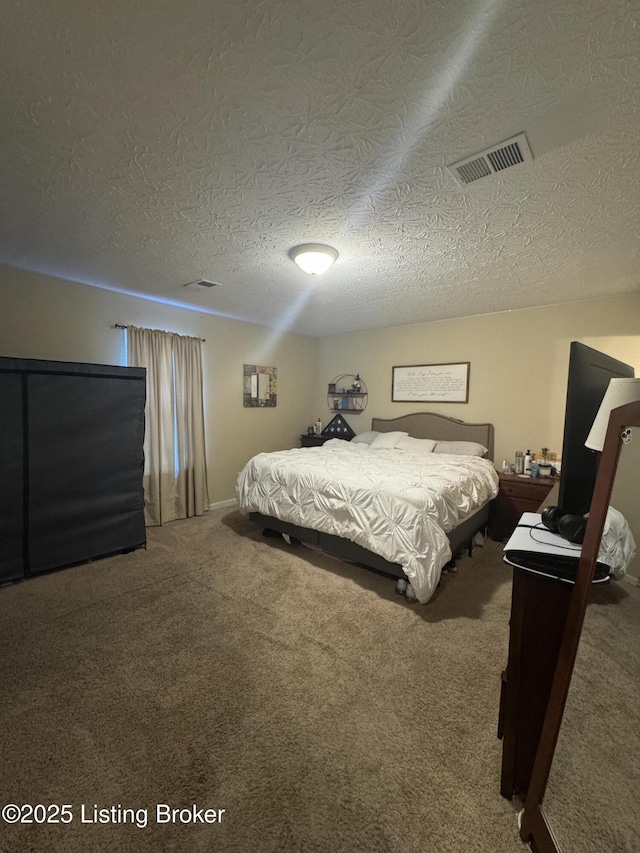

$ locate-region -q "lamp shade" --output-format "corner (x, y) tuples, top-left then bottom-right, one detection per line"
(585, 378), (640, 451)
(288, 243), (338, 275)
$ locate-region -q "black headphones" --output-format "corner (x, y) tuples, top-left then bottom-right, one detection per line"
(541, 506), (588, 544)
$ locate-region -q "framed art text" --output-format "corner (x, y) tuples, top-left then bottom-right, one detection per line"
(391, 362), (470, 403)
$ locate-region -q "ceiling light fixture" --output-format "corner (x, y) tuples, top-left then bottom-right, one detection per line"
(288, 243), (338, 275)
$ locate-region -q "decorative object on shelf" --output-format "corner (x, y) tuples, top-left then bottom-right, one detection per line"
(391, 362), (470, 403)
(321, 414), (356, 440)
(243, 364), (277, 407)
(327, 374), (368, 414)
(288, 243), (338, 275)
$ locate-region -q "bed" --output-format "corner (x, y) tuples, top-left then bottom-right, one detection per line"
(236, 412), (499, 603)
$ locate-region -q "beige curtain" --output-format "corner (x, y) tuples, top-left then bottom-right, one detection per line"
(127, 326), (209, 525)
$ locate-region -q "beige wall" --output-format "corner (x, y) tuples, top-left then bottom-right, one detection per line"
(580, 336), (640, 579)
(2, 266), (638, 576)
(316, 293), (640, 578)
(316, 294), (640, 461)
(0, 266), (317, 503)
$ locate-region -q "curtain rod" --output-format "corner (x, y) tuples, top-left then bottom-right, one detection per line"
(114, 324), (205, 342)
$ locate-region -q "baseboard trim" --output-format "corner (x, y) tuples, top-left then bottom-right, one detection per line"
(210, 499), (238, 510)
(622, 572), (639, 587)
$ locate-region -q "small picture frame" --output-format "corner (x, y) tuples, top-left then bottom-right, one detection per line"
(243, 364), (277, 407)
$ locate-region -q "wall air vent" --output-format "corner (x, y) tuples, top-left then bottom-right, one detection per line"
(183, 279), (221, 289)
(447, 132), (533, 187)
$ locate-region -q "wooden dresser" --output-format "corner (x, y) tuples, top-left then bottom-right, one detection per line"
(490, 473), (558, 540)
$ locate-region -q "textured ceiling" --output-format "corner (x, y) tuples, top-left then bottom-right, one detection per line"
(1, 0), (639, 336)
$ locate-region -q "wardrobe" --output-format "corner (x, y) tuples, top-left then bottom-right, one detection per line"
(0, 357), (146, 583)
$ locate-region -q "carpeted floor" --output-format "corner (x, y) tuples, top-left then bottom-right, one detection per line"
(543, 577), (640, 853)
(1, 507), (627, 853)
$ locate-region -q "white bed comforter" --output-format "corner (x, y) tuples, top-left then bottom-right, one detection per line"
(236, 439), (499, 603)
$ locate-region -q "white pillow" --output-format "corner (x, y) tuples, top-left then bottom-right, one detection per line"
(396, 436), (437, 453)
(369, 431), (409, 449)
(433, 440), (488, 457)
(351, 430), (381, 445)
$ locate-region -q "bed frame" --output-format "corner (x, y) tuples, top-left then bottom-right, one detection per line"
(250, 412), (495, 581)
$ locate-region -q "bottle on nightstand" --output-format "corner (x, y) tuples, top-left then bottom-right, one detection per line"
(514, 451), (525, 474)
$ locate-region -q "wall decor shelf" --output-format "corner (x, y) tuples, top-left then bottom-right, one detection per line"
(327, 374), (367, 414)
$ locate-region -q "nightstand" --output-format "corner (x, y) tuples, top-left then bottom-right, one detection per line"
(489, 473), (558, 541)
(299, 434), (331, 447)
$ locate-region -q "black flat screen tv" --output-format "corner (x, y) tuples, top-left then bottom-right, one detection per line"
(558, 342), (634, 515)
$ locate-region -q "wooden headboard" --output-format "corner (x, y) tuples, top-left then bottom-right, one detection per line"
(371, 412), (495, 461)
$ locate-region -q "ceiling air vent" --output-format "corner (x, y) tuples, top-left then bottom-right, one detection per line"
(447, 132), (533, 187)
(183, 279), (221, 290)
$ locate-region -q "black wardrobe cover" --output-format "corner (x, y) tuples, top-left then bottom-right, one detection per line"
(0, 357), (146, 583)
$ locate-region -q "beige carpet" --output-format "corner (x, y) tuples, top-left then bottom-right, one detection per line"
(0, 509), (538, 852)
(543, 578), (640, 853)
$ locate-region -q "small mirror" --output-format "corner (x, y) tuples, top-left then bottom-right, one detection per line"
(258, 372), (270, 402)
(243, 364), (277, 407)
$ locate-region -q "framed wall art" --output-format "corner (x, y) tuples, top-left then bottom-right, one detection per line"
(243, 364), (277, 407)
(391, 362), (470, 403)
